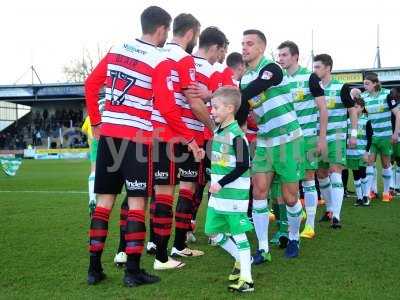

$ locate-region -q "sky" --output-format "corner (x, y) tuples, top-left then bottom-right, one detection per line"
(2, 0), (400, 84)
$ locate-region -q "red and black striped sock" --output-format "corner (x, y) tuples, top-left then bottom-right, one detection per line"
(153, 194), (173, 263)
(88, 206), (111, 272)
(173, 188), (193, 251)
(125, 209), (146, 274)
(117, 197), (128, 253)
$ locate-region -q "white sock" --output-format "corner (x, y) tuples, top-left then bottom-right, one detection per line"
(395, 166), (400, 189)
(330, 172), (344, 220)
(302, 180), (317, 229)
(354, 179), (362, 200)
(286, 201), (302, 241)
(383, 166), (392, 193)
(215, 233), (239, 261)
(252, 199), (269, 252)
(366, 166), (374, 197)
(361, 177), (368, 197)
(233, 233), (252, 282)
(88, 171), (96, 203)
(372, 166), (378, 193)
(318, 176), (332, 212)
(391, 166), (396, 189)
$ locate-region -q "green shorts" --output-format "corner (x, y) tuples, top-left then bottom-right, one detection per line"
(205, 207), (253, 235)
(392, 142), (400, 158)
(370, 137), (392, 157)
(318, 140), (346, 169)
(252, 137), (305, 183)
(346, 158), (366, 170)
(89, 139), (99, 163)
(304, 136), (318, 171)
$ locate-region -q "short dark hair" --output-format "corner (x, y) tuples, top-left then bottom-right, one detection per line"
(226, 52), (244, 68)
(278, 40), (299, 56)
(243, 29), (266, 45)
(314, 54), (333, 70)
(173, 13), (200, 37)
(140, 6), (171, 35)
(199, 27), (226, 49)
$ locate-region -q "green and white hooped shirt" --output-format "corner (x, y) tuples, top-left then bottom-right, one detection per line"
(362, 88), (393, 139)
(240, 56), (302, 148)
(208, 121), (250, 214)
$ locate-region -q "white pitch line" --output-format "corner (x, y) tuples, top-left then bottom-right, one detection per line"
(0, 190), (87, 194)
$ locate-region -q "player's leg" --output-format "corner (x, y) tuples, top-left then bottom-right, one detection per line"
(329, 163), (345, 229)
(301, 170), (318, 239)
(278, 137), (304, 258)
(301, 136), (319, 239)
(146, 189), (157, 254)
(381, 153), (393, 202)
(269, 178), (288, 248)
(352, 167), (363, 206)
(88, 138), (99, 216)
(114, 196), (128, 266)
(251, 145), (274, 264)
(189, 141), (210, 243)
(122, 141), (159, 287)
(171, 144), (204, 257)
(152, 141), (185, 269)
(88, 136), (123, 285)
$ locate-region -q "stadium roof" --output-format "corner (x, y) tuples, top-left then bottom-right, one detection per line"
(0, 83), (86, 105)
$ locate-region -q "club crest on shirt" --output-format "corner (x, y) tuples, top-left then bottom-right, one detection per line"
(261, 70), (273, 80)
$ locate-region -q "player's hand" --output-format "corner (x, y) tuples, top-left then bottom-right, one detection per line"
(209, 183), (222, 194)
(187, 83), (212, 102)
(187, 139), (205, 162)
(349, 136), (357, 148)
(316, 137), (327, 156)
(92, 124), (101, 140)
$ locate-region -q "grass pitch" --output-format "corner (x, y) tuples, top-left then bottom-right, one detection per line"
(1, 160), (399, 299)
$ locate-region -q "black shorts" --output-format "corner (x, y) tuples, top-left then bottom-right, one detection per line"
(94, 136), (150, 197)
(152, 141), (179, 185)
(178, 144), (200, 183)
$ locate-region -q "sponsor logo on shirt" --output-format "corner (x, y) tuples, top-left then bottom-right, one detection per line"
(125, 180), (147, 191)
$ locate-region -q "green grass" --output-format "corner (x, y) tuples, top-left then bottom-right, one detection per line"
(1, 160), (400, 299)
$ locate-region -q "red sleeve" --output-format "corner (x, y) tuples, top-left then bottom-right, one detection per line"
(176, 55), (196, 89)
(153, 60), (195, 142)
(223, 67), (235, 86)
(84, 54), (108, 125)
(209, 71), (222, 93)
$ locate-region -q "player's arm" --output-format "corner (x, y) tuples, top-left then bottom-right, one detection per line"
(236, 63), (283, 126)
(341, 84), (357, 147)
(85, 55), (107, 127)
(210, 136), (250, 193)
(85, 54), (108, 138)
(153, 60), (196, 145)
(387, 88), (400, 143)
(178, 56), (214, 131)
(309, 73), (328, 154)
